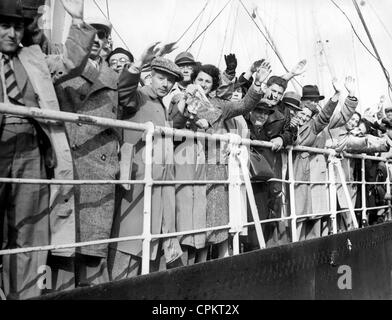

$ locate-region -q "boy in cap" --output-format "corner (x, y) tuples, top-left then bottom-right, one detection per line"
(0, 0), (95, 299)
(109, 43), (185, 279)
(108, 47), (134, 73)
(162, 51), (197, 108)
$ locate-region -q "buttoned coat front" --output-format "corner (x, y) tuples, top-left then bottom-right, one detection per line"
(55, 60), (121, 258)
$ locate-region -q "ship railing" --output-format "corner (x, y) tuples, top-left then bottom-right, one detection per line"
(0, 103), (391, 276)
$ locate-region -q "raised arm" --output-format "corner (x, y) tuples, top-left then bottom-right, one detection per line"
(46, 0), (96, 84)
(328, 76), (358, 129)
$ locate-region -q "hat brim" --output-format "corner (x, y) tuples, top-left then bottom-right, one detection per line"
(151, 66), (183, 82)
(176, 60), (197, 66)
(253, 107), (274, 115)
(301, 95), (325, 101)
(284, 102), (302, 111)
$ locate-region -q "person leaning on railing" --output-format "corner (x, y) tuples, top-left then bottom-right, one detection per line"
(292, 77), (357, 240)
(170, 61), (271, 260)
(109, 42), (185, 280)
(0, 0), (95, 299)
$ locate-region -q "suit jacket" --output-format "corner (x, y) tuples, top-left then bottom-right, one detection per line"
(0, 23), (95, 256)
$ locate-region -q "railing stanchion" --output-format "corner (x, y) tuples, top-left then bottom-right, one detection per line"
(288, 147), (298, 242)
(386, 163), (392, 221)
(328, 153), (338, 234)
(361, 158), (367, 225)
(141, 122), (154, 275)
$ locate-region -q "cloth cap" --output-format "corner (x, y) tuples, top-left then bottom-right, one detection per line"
(174, 51), (196, 66)
(282, 91), (302, 111)
(253, 102), (274, 114)
(107, 47), (134, 63)
(301, 85), (325, 101)
(151, 57), (183, 82)
(141, 63), (152, 73)
(385, 106), (392, 113)
(86, 17), (113, 35)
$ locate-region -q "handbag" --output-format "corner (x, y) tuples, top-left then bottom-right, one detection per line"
(248, 148), (275, 181)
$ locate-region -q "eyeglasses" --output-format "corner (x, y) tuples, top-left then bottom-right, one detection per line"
(96, 29), (108, 40)
(179, 65), (194, 71)
(109, 57), (130, 66)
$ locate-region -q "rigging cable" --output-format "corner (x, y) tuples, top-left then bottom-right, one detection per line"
(367, 0), (392, 42)
(240, 0), (302, 88)
(329, 0), (378, 61)
(175, 0), (209, 44)
(218, 0), (235, 67)
(93, 0), (130, 51)
(351, 0), (392, 100)
(239, 0), (293, 77)
(186, 0), (233, 52)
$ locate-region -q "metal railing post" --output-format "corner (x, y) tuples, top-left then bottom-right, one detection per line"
(334, 157), (359, 229)
(287, 147), (298, 242)
(141, 122), (154, 275)
(386, 162), (392, 221)
(361, 158), (367, 225)
(228, 135), (243, 256)
(328, 154), (338, 234)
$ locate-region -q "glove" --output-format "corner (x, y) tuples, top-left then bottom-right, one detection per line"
(224, 53), (237, 76)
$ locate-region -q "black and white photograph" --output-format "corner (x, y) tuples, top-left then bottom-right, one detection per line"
(0, 0), (392, 306)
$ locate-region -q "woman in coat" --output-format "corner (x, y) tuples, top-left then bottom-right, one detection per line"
(170, 62), (271, 259)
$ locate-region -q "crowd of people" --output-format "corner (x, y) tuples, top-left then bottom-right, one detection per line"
(1, 0), (392, 300)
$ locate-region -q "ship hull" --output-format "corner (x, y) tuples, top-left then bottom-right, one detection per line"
(38, 222), (392, 300)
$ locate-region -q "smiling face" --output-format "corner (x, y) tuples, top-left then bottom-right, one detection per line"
(345, 113), (361, 132)
(294, 107), (313, 127)
(178, 63), (194, 83)
(150, 70), (176, 98)
(250, 109), (270, 126)
(264, 84), (285, 106)
(90, 28), (108, 59)
(194, 71), (214, 95)
(0, 18), (24, 54)
(109, 52), (130, 73)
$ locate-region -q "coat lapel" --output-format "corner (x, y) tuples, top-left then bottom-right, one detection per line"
(82, 61), (117, 102)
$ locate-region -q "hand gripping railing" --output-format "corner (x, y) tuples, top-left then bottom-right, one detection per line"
(0, 102), (391, 275)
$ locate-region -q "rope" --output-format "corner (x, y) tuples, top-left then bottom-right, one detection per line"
(92, 0), (130, 51)
(240, 0), (303, 88)
(329, 0), (378, 61)
(351, 0), (392, 100)
(186, 0), (233, 52)
(175, 0), (209, 44)
(367, 0), (392, 42)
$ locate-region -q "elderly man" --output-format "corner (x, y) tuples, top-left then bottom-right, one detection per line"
(109, 45), (184, 280)
(107, 47), (134, 73)
(0, 0), (94, 299)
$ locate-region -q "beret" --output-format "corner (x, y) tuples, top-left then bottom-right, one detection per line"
(151, 57), (183, 82)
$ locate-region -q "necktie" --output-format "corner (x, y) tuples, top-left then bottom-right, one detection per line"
(2, 55), (24, 105)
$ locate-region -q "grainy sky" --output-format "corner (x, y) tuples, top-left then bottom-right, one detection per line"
(60, 0), (392, 111)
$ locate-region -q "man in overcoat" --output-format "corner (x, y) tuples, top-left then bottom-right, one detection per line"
(109, 46), (184, 279)
(54, 17), (127, 288)
(0, 0), (94, 299)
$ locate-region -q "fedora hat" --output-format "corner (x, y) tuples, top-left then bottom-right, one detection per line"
(282, 91), (301, 111)
(301, 85), (325, 101)
(21, 0), (46, 19)
(253, 102), (274, 115)
(0, 0), (26, 20)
